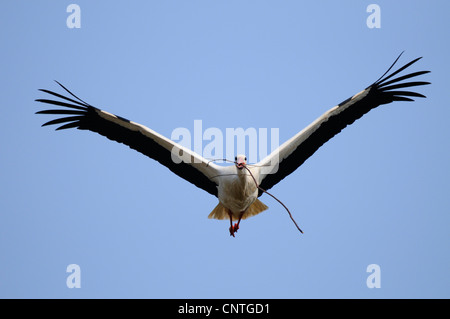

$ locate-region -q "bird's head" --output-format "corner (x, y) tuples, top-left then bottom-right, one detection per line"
(235, 154), (247, 170)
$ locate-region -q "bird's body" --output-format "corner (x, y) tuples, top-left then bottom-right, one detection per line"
(36, 53), (430, 236)
(216, 166), (259, 216)
(209, 162), (268, 236)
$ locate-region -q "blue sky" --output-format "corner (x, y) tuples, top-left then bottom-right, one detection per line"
(1, 1), (449, 298)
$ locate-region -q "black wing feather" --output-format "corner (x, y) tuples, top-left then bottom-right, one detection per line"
(36, 82), (218, 196)
(258, 53), (430, 195)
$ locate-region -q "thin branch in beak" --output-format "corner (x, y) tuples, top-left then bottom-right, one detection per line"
(235, 156), (246, 169)
(242, 165), (304, 235)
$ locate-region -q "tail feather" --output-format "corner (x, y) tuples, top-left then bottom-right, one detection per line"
(208, 200), (268, 221)
(244, 199), (269, 220)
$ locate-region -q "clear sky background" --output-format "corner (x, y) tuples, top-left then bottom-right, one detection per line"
(1, 1), (448, 298)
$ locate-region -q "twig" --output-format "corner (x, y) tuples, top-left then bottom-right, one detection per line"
(242, 165), (304, 234)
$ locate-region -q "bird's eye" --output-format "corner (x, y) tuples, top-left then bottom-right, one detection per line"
(234, 156), (237, 161)
(244, 157), (247, 161)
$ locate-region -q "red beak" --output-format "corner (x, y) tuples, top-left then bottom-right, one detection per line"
(236, 158), (246, 169)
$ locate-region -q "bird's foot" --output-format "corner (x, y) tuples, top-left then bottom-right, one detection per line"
(229, 223), (239, 237)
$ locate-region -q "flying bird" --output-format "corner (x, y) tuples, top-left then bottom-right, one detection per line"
(36, 53), (430, 237)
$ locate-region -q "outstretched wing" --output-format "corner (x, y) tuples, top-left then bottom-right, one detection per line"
(36, 82), (221, 196)
(257, 53), (430, 194)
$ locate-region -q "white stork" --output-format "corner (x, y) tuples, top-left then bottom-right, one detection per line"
(36, 53), (430, 237)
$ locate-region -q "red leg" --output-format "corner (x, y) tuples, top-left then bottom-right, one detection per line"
(233, 211), (245, 233)
(228, 211), (235, 237)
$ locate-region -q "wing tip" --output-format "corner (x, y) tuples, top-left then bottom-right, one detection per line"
(371, 53), (430, 104)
